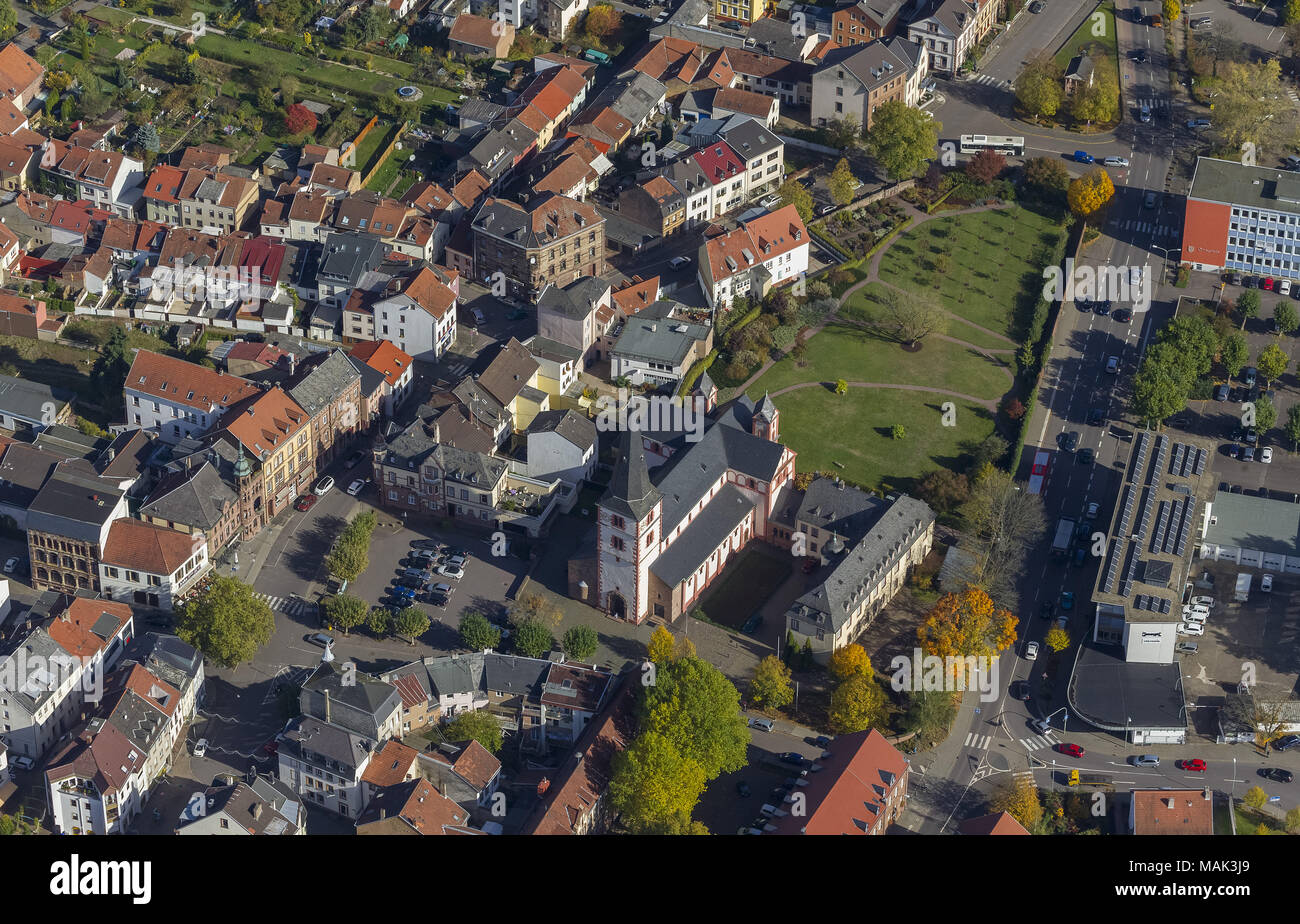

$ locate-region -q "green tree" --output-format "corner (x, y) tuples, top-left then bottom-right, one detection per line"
(640, 655), (749, 778)
(174, 576), (274, 668)
(1257, 342), (1290, 384)
(459, 611), (501, 651)
(824, 115), (862, 151)
(1162, 316), (1220, 379)
(827, 157), (858, 206)
(1243, 785), (1268, 810)
(1286, 404), (1300, 451)
(1070, 64), (1119, 125)
(325, 538), (367, 583)
(865, 99), (940, 180)
(91, 326), (132, 399)
(322, 594), (367, 635)
(608, 731), (708, 835)
(1254, 394), (1277, 433)
(393, 608), (431, 643)
(367, 605), (392, 637)
(132, 121), (160, 153)
(0, 2), (17, 42)
(1275, 301), (1299, 336)
(1285, 0), (1300, 24)
(561, 624), (600, 660)
(1022, 156), (1070, 201)
(749, 654), (794, 709)
(891, 424), (906, 440)
(1131, 341), (1193, 426)
(647, 625), (677, 663)
(1221, 332), (1249, 377)
(443, 710), (504, 754)
(776, 178), (813, 223)
(878, 285), (947, 347)
(1237, 288), (1261, 329)
(513, 617), (555, 658)
(835, 378), (848, 395)
(1215, 59), (1292, 160)
(828, 675), (884, 733)
(1014, 53), (1064, 120)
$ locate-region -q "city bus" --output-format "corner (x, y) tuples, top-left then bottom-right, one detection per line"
(1027, 449), (1051, 496)
(959, 134), (1026, 157)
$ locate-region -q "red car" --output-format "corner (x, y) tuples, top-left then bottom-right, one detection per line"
(1263, 277), (1275, 291)
(1179, 758), (1207, 772)
(294, 494), (317, 512)
(1058, 743), (1086, 758)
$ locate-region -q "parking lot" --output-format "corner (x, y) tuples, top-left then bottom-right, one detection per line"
(693, 722), (829, 835)
(1179, 561), (1300, 737)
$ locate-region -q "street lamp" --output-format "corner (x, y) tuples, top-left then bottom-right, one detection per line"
(1150, 244), (1178, 282)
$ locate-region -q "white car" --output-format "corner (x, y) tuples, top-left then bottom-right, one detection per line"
(1025, 641), (1039, 660)
(193, 738), (208, 758)
(314, 475), (335, 496)
(1261, 447), (1273, 463)
(2, 556), (17, 574)
(1262, 573), (1274, 592)
(1190, 596), (1215, 609)
(1280, 280), (1293, 296)
(437, 564), (465, 580)
(1183, 611), (1209, 624)
(1086, 502), (1100, 519)
(1179, 622), (1205, 636)
(346, 479), (366, 496)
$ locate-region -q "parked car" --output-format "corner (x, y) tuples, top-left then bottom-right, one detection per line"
(1229, 272), (1243, 286)
(308, 633), (335, 648)
(668, 255), (692, 270)
(437, 563), (465, 580)
(1260, 768), (1294, 783)
(345, 451), (364, 468)
(1214, 384), (1230, 401)
(396, 576), (426, 590)
(736, 781), (752, 797)
(1281, 280), (1293, 296)
(1263, 277), (1276, 291)
(1130, 754), (1161, 767)
(1025, 641), (1039, 660)
(294, 494), (317, 512)
(410, 539), (441, 551)
(1274, 735), (1300, 752)
(428, 590), (450, 607)
(1059, 743), (1086, 758)
(1179, 622), (1205, 636)
(1061, 591), (1074, 610)
(1243, 446), (1256, 462)
(1029, 0), (1044, 11)
(1012, 681), (1030, 701)
(1190, 596), (1215, 609)
(391, 585), (417, 599)
(1261, 573), (1274, 592)
(314, 476), (335, 496)
(1186, 118), (1211, 129)
(776, 752), (807, 766)
(445, 554), (468, 568)
(1138, 105), (1151, 123)
(1113, 307), (1133, 323)
(1175, 641), (1199, 654)
(2, 556), (17, 574)
(193, 738), (208, 758)
(346, 479), (366, 496)
(1262, 447), (1273, 463)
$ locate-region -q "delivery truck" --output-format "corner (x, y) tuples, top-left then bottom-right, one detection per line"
(1052, 517), (1076, 560)
(1235, 573), (1251, 602)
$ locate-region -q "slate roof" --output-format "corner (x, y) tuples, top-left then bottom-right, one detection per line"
(483, 652), (549, 697)
(650, 482), (754, 586)
(796, 475), (885, 542)
(27, 462), (126, 542)
(477, 338), (540, 407)
(601, 428), (662, 523)
(537, 275), (611, 320)
(138, 461), (235, 534)
(610, 301), (710, 366)
(286, 349), (361, 418)
(0, 373), (73, 423)
(283, 715), (371, 772)
(528, 409), (596, 452)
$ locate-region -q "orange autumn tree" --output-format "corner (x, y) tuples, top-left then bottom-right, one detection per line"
(916, 588), (1017, 690)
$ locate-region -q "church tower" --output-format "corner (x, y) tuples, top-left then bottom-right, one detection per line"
(692, 368), (718, 416)
(752, 392), (779, 442)
(596, 429), (662, 623)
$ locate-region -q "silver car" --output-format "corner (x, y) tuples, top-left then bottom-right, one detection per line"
(1130, 754), (1160, 767)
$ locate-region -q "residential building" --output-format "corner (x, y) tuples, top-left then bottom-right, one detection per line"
(609, 300), (713, 387)
(138, 460), (241, 558)
(448, 13), (515, 58)
(714, 0), (765, 24)
(178, 168), (260, 234)
(829, 0), (905, 46)
(1183, 157), (1300, 279)
(1129, 789), (1214, 835)
(175, 778), (305, 834)
(349, 339), (415, 417)
(727, 48), (815, 106)
(285, 348), (364, 468)
(905, 0), (998, 78)
(355, 777), (482, 834)
(316, 231), (393, 307)
(472, 194), (605, 299)
(123, 350), (261, 444)
(536, 275), (613, 364)
(141, 164), (186, 226)
(0, 44), (46, 110)
(811, 35), (929, 128)
(39, 141), (144, 218)
(540, 0), (589, 38)
(212, 386), (314, 524)
(958, 811), (1031, 835)
(370, 266), (458, 362)
(698, 204), (810, 309)
(524, 409), (596, 483)
(0, 595), (133, 760)
(27, 464), (131, 595)
(567, 70), (667, 155)
(765, 729), (909, 834)
(98, 518), (208, 610)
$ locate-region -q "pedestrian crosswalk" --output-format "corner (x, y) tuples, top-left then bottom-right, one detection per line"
(1289, 87), (1300, 105)
(969, 74), (1011, 90)
(1019, 731), (1058, 751)
(1109, 218), (1181, 239)
(1131, 98), (1171, 110)
(964, 732), (993, 750)
(256, 593), (316, 619)
(446, 362), (469, 378)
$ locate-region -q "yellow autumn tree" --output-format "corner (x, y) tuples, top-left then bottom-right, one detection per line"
(828, 643), (872, 681)
(991, 775), (1043, 830)
(647, 625), (676, 664)
(1162, 0), (1180, 22)
(1067, 168), (1115, 217)
(916, 587), (1018, 687)
(1045, 626), (1070, 653)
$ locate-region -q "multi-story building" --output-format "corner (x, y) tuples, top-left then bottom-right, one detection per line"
(177, 168), (260, 234)
(698, 204), (810, 310)
(98, 518), (209, 610)
(316, 231), (393, 307)
(608, 300), (713, 387)
(27, 463), (131, 595)
(0, 595), (134, 760)
(0, 373), (73, 432)
(141, 164), (186, 226)
(714, 0), (767, 24)
(124, 350), (262, 445)
(175, 777), (305, 835)
(138, 460), (241, 560)
(829, 0), (905, 47)
(472, 194), (605, 299)
(765, 729), (909, 834)
(38, 140), (144, 218)
(726, 49), (814, 107)
(348, 339), (415, 417)
(213, 386), (314, 524)
(370, 266), (458, 362)
(540, 0), (589, 37)
(812, 35), (929, 128)
(285, 349), (364, 469)
(536, 275), (613, 364)
(1183, 157), (1300, 279)
(905, 0), (998, 78)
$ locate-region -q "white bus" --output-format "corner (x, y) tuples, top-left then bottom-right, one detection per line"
(1027, 449), (1051, 496)
(959, 134), (1025, 157)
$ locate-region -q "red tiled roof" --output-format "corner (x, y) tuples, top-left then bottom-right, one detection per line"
(713, 86), (775, 119)
(1131, 789), (1214, 835)
(349, 339), (413, 387)
(47, 598), (133, 661)
(360, 739), (420, 788)
(767, 729), (908, 835)
(448, 13), (509, 51)
(612, 276), (660, 316)
(958, 811), (1030, 835)
(219, 387), (309, 459)
(142, 164), (185, 204)
(126, 349), (261, 413)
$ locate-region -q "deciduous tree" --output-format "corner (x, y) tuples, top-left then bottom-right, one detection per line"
(828, 157), (859, 206)
(608, 731), (707, 835)
(561, 625), (600, 660)
(991, 775), (1043, 830)
(393, 609), (431, 644)
(285, 102), (317, 136)
(1275, 301), (1299, 336)
(865, 99), (939, 180)
(750, 655), (794, 709)
(1014, 54), (1064, 120)
(827, 643), (872, 681)
(1237, 288), (1261, 329)
(322, 594), (367, 635)
(878, 285), (948, 347)
(443, 709), (504, 754)
(174, 576), (274, 669)
(1254, 394), (1277, 433)
(961, 470), (1047, 602)
(916, 469), (970, 515)
(1257, 342), (1290, 384)
(513, 617), (555, 657)
(639, 655), (749, 779)
(1022, 157), (1070, 201)
(966, 148), (1006, 184)
(828, 675), (884, 733)
(917, 587), (1018, 670)
(1067, 167), (1114, 217)
(1286, 404), (1300, 451)
(459, 611), (501, 651)
(647, 625), (676, 663)
(1221, 332), (1249, 377)
(777, 178), (813, 223)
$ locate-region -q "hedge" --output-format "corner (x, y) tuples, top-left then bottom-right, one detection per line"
(678, 349), (719, 396)
(809, 224), (852, 261)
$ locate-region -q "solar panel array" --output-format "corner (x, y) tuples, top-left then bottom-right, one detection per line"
(1135, 487), (1156, 545)
(1129, 431), (1150, 484)
(1149, 435), (1169, 486)
(1131, 595), (1173, 614)
(1120, 542), (1141, 598)
(1174, 499), (1194, 557)
(1170, 443), (1185, 477)
(1150, 500), (1172, 553)
(1102, 539), (1122, 593)
(1172, 442), (1206, 479)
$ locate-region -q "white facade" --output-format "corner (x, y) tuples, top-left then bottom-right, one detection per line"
(526, 429), (594, 484)
(100, 540), (209, 612)
(699, 239), (810, 310)
(372, 295), (457, 363)
(498, 0), (538, 26)
(125, 387), (225, 445)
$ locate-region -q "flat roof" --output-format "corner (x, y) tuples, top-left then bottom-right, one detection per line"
(1203, 490), (1300, 556)
(1188, 156), (1300, 217)
(1068, 643), (1187, 731)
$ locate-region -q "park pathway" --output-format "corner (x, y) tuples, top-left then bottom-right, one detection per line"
(734, 199), (1018, 400)
(768, 379), (1000, 411)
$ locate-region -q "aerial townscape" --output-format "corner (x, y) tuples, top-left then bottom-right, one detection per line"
(0, 0), (1296, 867)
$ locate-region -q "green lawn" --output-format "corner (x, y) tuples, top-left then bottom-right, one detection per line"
(746, 322), (1011, 405)
(1053, 0), (1119, 72)
(873, 207), (1065, 340)
(841, 282), (1015, 353)
(759, 389), (995, 494)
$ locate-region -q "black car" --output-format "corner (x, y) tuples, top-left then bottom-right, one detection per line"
(1061, 430), (1080, 450)
(1113, 307), (1133, 323)
(1133, 48), (1147, 62)
(1041, 602), (1055, 619)
(777, 752), (807, 766)
(1214, 384), (1230, 401)
(1228, 387), (1242, 403)
(1246, 427), (1258, 444)
(1259, 768), (1295, 783)
(1226, 443), (1240, 459)
(1096, 299), (1112, 315)
(428, 592), (450, 607)
(1088, 407), (1105, 426)
(1029, 0), (1044, 11)
(770, 785), (792, 800)
(1078, 447), (1095, 465)
(1276, 735), (1300, 752)
(396, 576), (426, 590)
(1230, 425), (1245, 442)
(410, 539), (441, 551)
(1076, 298), (1093, 312)
(1245, 275), (1259, 289)
(1011, 681), (1031, 701)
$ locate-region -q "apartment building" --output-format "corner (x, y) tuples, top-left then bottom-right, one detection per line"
(141, 164), (186, 226)
(98, 518), (209, 611)
(214, 386), (314, 523)
(370, 266), (459, 362)
(472, 194), (605, 299)
(124, 350), (262, 444)
(285, 349), (364, 468)
(349, 339), (415, 417)
(698, 204), (810, 310)
(714, 0), (766, 24)
(27, 464), (131, 596)
(829, 0), (905, 46)
(765, 729), (909, 834)
(1183, 157), (1300, 279)
(316, 231), (393, 307)
(905, 0), (998, 77)
(812, 35), (929, 128)
(726, 49), (814, 107)
(39, 140), (144, 218)
(177, 168), (260, 234)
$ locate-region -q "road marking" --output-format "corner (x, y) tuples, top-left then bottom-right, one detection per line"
(965, 732), (993, 750)
(1020, 732), (1058, 751)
